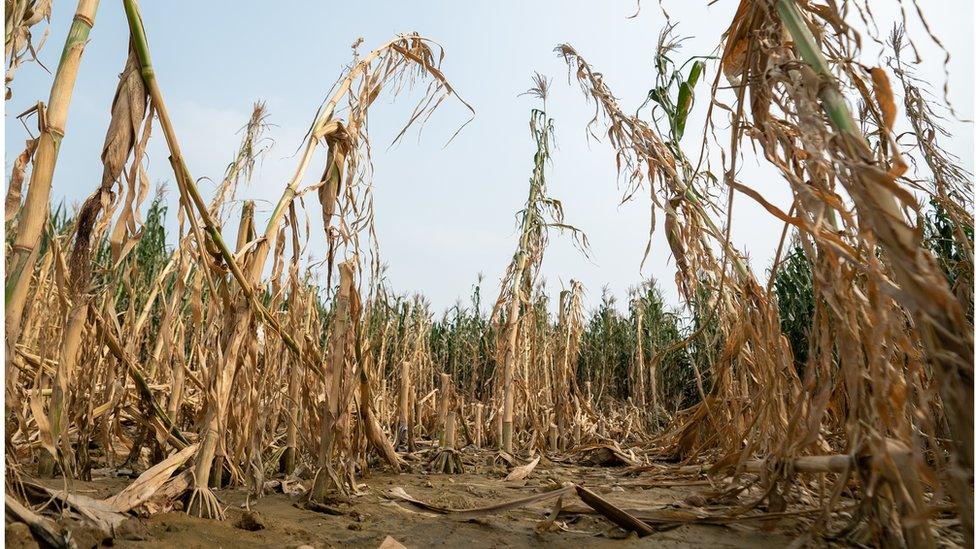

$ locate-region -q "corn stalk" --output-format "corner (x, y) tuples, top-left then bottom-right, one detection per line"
(5, 0), (99, 413)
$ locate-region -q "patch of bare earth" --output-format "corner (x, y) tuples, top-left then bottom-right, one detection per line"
(21, 452), (804, 548)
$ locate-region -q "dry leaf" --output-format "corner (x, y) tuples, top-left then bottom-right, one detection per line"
(378, 535), (408, 549)
(870, 67), (897, 132)
(23, 482), (127, 535)
(505, 455), (540, 482)
(388, 484), (575, 517)
(5, 138), (38, 221)
(6, 495), (66, 549)
(104, 443), (199, 513)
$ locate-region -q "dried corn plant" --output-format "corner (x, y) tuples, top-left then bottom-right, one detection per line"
(627, 280), (692, 425)
(888, 27), (974, 320)
(490, 75), (588, 454)
(6, 0), (98, 415)
(6, 0), (475, 523)
(709, 1), (974, 544)
(5, 2), (972, 546)
(4, 0), (52, 99)
(552, 280), (585, 450)
(36, 42), (150, 479)
(558, 33), (800, 472)
(117, 0), (472, 514)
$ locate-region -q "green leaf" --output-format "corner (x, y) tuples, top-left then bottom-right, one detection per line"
(674, 61), (705, 142)
(686, 60), (704, 89)
(650, 88), (675, 118)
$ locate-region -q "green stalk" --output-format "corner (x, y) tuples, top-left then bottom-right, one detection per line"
(93, 313), (188, 446)
(775, 0), (856, 135)
(122, 3), (322, 510)
(120, 0), (309, 370)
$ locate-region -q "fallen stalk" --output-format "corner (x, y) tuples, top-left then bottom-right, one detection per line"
(91, 310), (188, 447)
(120, 0), (321, 380)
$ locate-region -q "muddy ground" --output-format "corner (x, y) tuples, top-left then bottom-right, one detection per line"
(7, 446), (820, 548)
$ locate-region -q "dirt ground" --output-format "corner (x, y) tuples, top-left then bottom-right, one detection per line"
(8, 447), (813, 548)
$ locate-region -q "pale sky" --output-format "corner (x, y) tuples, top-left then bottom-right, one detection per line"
(4, 1), (973, 315)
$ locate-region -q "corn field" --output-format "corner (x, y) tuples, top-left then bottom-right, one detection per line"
(3, 1), (973, 547)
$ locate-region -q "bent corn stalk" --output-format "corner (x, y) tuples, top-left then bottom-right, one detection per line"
(776, 0), (973, 540)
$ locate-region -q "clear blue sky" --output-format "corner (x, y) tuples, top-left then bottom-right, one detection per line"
(4, 1), (973, 315)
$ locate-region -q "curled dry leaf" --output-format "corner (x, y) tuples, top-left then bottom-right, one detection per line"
(5, 138), (38, 221)
(504, 455), (541, 482)
(104, 443), (199, 513)
(869, 67), (897, 132)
